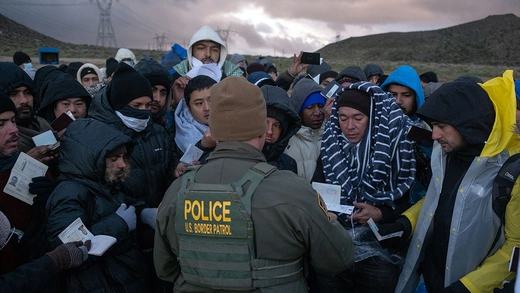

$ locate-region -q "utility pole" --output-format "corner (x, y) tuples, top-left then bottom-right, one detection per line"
(336, 32), (340, 43)
(90, 0), (118, 47)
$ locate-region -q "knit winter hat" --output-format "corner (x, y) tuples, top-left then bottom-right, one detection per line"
(105, 57), (118, 78)
(337, 89), (372, 117)
(80, 67), (97, 79)
(108, 62), (153, 110)
(246, 62), (265, 75)
(209, 76), (266, 141)
(0, 211), (11, 247)
(0, 92), (17, 115)
(13, 51), (31, 66)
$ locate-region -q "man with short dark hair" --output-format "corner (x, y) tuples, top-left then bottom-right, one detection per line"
(154, 76), (355, 292)
(173, 75), (217, 177)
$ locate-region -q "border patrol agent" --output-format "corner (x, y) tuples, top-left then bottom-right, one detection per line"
(154, 76), (355, 292)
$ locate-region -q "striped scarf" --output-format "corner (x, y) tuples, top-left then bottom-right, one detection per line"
(321, 82), (416, 207)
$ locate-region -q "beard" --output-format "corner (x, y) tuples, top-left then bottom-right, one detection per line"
(15, 104), (34, 127)
(105, 164), (131, 184)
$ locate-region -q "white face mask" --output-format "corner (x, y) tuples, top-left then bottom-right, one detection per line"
(123, 60), (134, 67)
(115, 111), (149, 132)
(23, 63), (33, 70)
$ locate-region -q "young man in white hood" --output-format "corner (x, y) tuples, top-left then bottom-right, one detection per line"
(171, 26), (243, 107)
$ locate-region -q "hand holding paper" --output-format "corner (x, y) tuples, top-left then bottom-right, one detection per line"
(58, 218), (116, 256)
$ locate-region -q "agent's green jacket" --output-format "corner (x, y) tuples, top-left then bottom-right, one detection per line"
(154, 141), (355, 292)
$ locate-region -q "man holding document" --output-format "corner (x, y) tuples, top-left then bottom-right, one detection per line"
(45, 118), (150, 292)
(312, 82), (416, 293)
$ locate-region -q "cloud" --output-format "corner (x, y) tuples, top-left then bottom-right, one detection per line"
(1, 0), (519, 57)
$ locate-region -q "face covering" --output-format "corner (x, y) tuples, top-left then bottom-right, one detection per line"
(24, 63), (33, 70)
(115, 105), (151, 132)
(123, 60), (134, 67)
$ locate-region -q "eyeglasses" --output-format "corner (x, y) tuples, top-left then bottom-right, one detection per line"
(0, 227), (24, 251)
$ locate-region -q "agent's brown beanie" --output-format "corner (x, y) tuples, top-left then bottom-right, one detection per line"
(209, 76), (266, 141)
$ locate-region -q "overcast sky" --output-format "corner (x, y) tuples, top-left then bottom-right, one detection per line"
(2, 0), (520, 57)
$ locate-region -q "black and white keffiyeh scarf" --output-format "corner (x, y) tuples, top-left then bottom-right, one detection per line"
(321, 82), (416, 207)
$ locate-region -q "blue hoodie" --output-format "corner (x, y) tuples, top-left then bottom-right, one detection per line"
(380, 65), (424, 120)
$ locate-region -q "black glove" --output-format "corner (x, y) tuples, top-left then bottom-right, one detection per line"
(29, 176), (56, 205)
(494, 280), (515, 293)
(377, 216), (412, 249)
(439, 281), (470, 293)
(46, 240), (91, 272)
(378, 216), (412, 238)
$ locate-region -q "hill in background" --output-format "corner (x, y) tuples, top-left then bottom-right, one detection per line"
(319, 14), (520, 66)
(0, 13), (164, 66)
(0, 12), (519, 81)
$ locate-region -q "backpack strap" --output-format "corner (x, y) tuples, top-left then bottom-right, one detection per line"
(232, 163), (277, 214)
(492, 153), (520, 222)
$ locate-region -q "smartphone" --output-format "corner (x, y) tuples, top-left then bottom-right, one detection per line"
(301, 52), (321, 65)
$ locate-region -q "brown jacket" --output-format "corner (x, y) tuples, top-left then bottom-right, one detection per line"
(154, 141), (354, 292)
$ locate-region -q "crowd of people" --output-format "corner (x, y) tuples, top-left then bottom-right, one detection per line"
(1, 24), (519, 293)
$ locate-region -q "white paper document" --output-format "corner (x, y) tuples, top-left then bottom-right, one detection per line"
(3, 152), (48, 205)
(59, 217), (117, 256)
(180, 144), (203, 165)
(311, 182), (354, 215)
(367, 218), (403, 241)
(32, 130), (57, 146)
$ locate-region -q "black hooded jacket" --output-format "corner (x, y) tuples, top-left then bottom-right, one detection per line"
(0, 62), (54, 152)
(34, 65), (63, 104)
(416, 81), (495, 292)
(133, 57), (172, 122)
(88, 87), (175, 207)
(45, 118), (147, 292)
(260, 85), (302, 173)
(38, 72), (92, 123)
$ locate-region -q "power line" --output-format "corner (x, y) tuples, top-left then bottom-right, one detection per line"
(90, 0), (118, 47)
(116, 2), (181, 38)
(1, 2), (97, 36)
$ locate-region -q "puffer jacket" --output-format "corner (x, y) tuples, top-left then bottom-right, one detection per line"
(45, 118), (147, 292)
(88, 87), (174, 207)
(285, 78), (324, 181)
